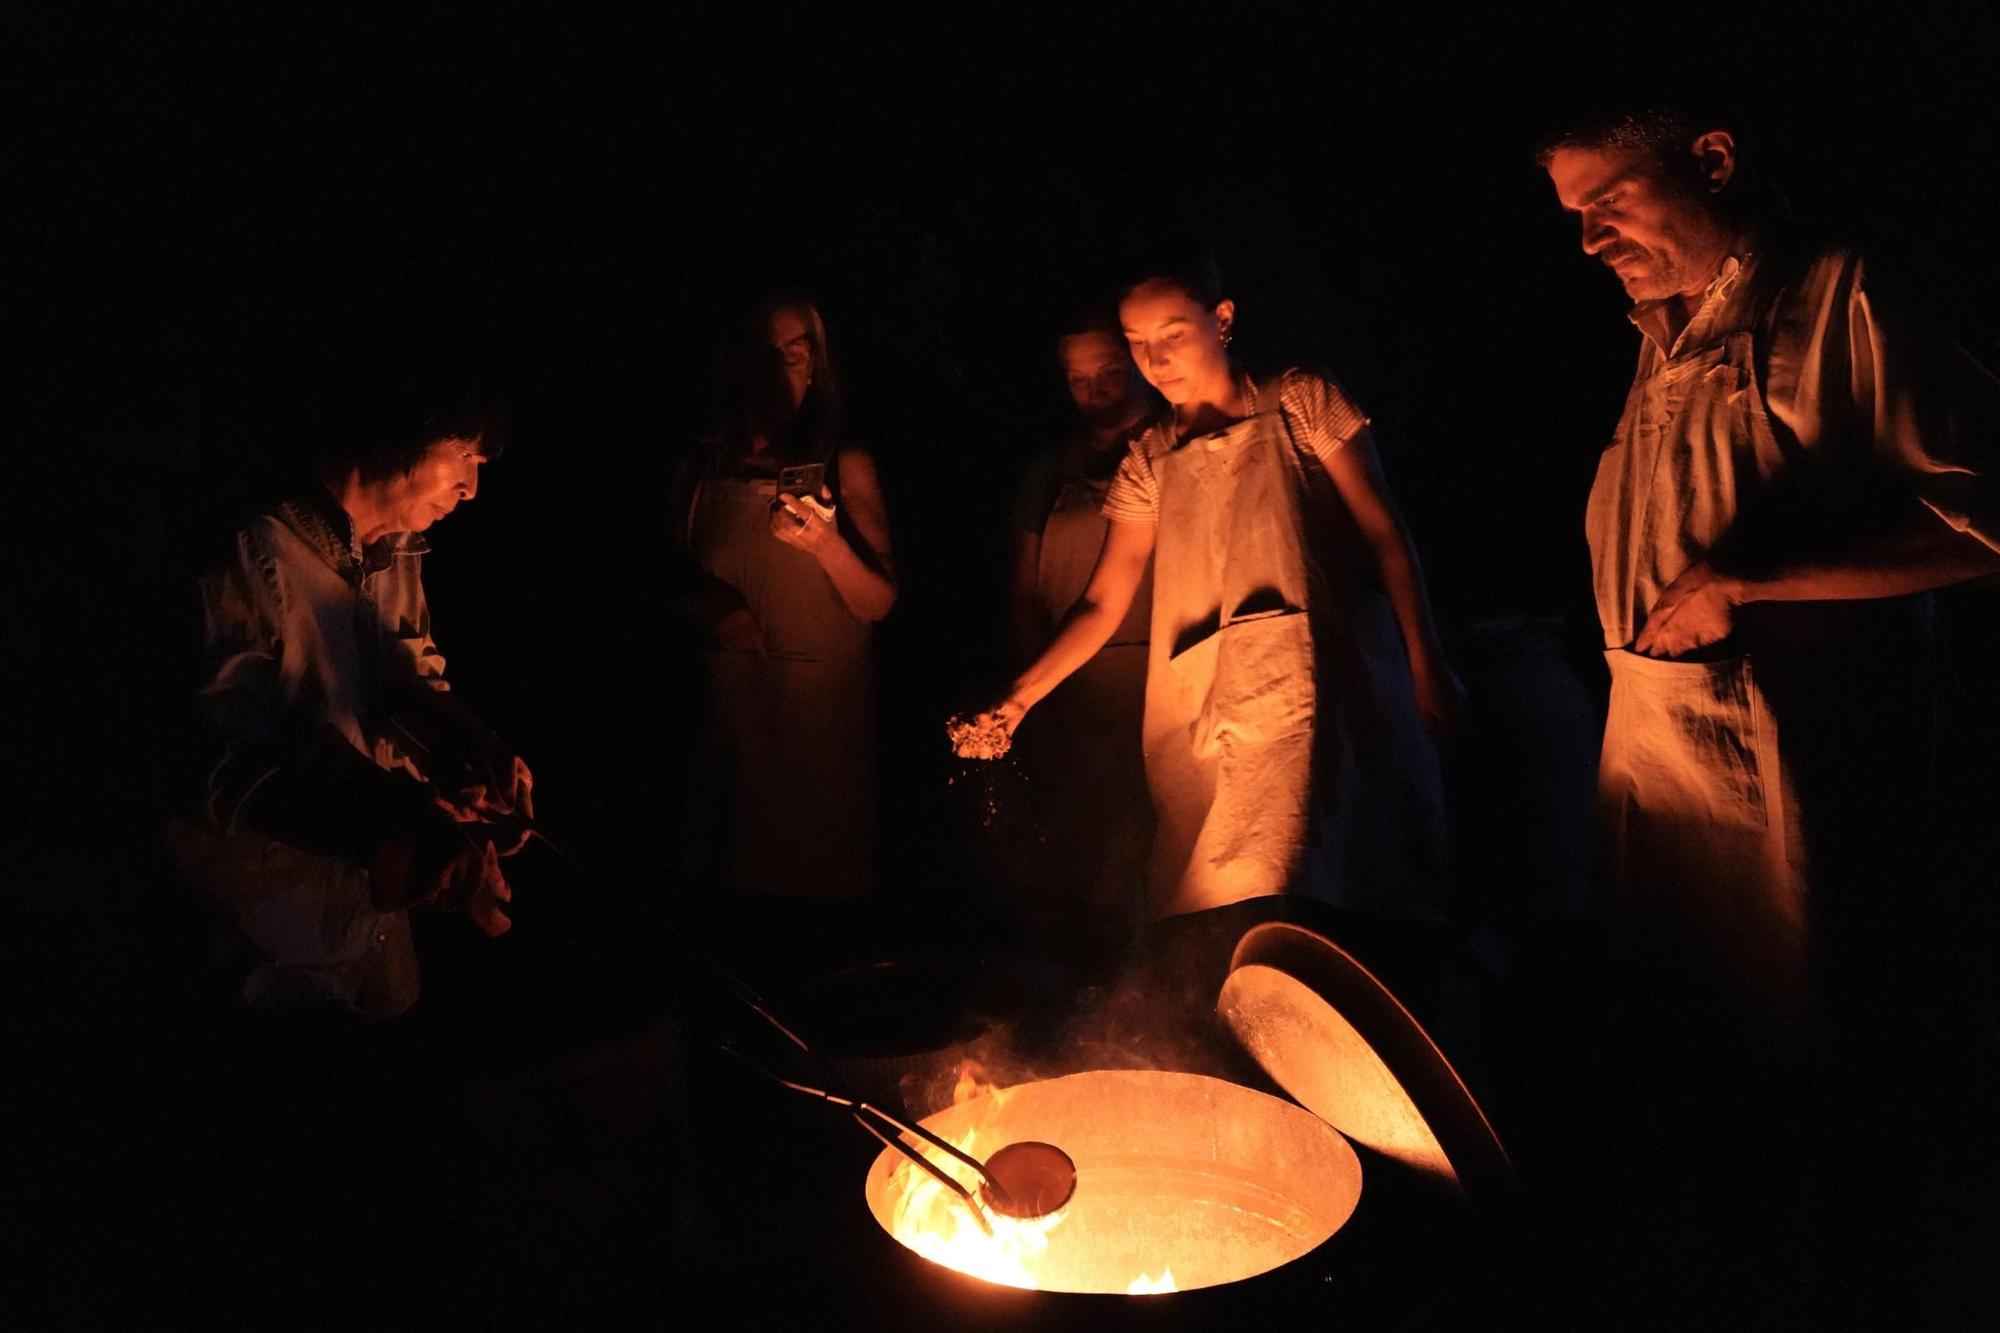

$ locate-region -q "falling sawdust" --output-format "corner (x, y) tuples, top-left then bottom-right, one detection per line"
(945, 716), (1027, 828)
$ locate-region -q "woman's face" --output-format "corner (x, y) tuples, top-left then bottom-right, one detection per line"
(769, 308), (816, 411)
(370, 436), (486, 533)
(1119, 280), (1235, 407)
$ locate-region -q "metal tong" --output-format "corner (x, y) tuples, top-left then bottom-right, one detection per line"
(720, 974), (1015, 1234)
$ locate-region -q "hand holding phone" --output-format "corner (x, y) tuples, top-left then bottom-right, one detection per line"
(772, 462), (838, 546)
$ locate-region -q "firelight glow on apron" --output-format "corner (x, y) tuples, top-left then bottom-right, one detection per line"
(1141, 377), (1444, 921)
(1587, 256), (1811, 1024)
(688, 466), (875, 901)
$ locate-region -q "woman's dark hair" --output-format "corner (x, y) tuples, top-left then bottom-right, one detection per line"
(317, 359), (510, 484)
(1115, 247), (1227, 311)
(711, 292), (843, 464)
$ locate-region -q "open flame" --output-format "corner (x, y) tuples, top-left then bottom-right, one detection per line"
(950, 1058), (996, 1108)
(867, 1070), (1361, 1296)
(884, 1097), (1067, 1291)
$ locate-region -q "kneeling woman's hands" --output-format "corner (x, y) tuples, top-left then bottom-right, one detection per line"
(369, 813), (514, 937)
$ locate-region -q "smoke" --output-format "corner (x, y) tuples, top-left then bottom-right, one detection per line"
(889, 903), (1283, 1117)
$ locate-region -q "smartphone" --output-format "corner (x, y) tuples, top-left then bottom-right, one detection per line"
(776, 462), (825, 499)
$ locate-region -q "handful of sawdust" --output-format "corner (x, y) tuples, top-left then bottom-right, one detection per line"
(946, 713), (1012, 761)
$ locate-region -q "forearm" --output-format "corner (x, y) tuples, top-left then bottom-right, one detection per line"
(816, 536), (898, 622)
(1371, 531), (1451, 678)
(229, 727), (436, 863)
(1007, 593), (1052, 670)
(1008, 593), (1127, 709)
(1724, 521), (2000, 605)
(375, 684), (507, 786)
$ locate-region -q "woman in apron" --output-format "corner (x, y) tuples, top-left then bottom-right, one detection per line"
(672, 296), (896, 905)
(960, 259), (1456, 921)
(1002, 309), (1159, 943)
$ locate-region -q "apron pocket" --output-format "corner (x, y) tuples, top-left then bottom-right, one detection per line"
(1605, 649), (1772, 829)
(1203, 610), (1316, 750)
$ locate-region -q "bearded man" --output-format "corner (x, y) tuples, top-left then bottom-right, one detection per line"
(1541, 103), (2000, 1035)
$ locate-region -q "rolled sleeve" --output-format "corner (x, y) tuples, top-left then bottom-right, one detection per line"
(1101, 440), (1160, 524)
(1851, 271), (2000, 550)
(1276, 368), (1372, 469)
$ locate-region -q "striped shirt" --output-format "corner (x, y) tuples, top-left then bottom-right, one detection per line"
(1100, 367), (1370, 523)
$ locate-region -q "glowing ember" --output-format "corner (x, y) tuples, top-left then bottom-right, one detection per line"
(865, 1070), (1362, 1295)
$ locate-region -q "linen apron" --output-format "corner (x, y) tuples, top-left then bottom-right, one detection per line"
(1142, 382), (1444, 920)
(1587, 290), (1812, 1026)
(689, 469), (875, 900)
(1028, 469), (1154, 930)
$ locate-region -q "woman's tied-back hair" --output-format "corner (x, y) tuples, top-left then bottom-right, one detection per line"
(1115, 244), (1228, 312)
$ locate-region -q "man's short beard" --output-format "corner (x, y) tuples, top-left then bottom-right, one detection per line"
(1607, 242), (1690, 301)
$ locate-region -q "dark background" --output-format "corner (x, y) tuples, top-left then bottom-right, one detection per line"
(18, 5), (2000, 861)
(12, 3), (2000, 1322)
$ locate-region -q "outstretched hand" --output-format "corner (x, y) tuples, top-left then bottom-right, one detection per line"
(947, 698), (1028, 760)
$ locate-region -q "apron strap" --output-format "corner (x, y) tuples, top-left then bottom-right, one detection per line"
(1247, 368), (1311, 462)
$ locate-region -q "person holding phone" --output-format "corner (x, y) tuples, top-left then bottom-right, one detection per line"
(669, 295), (896, 905)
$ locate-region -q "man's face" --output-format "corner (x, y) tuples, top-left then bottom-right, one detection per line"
(381, 436), (486, 533)
(1059, 332), (1139, 429)
(770, 308), (814, 411)
(1546, 143), (1729, 302)
(1120, 281), (1234, 407)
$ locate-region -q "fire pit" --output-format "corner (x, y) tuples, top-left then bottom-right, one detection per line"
(859, 918), (1508, 1300)
(862, 1069), (1361, 1294)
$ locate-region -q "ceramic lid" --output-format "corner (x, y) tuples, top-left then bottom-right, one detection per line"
(1217, 920), (1513, 1202)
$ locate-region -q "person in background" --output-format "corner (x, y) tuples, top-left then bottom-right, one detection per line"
(962, 253), (1458, 923)
(1001, 307), (1158, 946)
(171, 370), (530, 1020)
(670, 295), (895, 909)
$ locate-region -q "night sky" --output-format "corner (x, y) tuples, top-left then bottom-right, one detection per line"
(14, 4), (2000, 1318)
